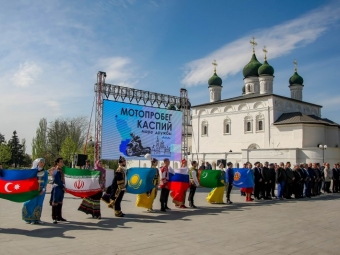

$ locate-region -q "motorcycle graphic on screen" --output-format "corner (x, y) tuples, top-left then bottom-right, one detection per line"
(126, 133), (151, 157)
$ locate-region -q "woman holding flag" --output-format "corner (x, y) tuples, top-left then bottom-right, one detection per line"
(136, 154), (160, 212)
(206, 162), (225, 204)
(245, 163), (255, 202)
(22, 158), (48, 224)
(78, 160), (106, 219)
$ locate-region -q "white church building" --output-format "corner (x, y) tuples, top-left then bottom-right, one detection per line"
(190, 43), (340, 166)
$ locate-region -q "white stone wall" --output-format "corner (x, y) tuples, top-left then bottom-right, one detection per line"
(244, 77), (260, 94)
(259, 76), (273, 94)
(192, 96), (273, 153)
(209, 86), (222, 102)
(270, 124), (303, 148)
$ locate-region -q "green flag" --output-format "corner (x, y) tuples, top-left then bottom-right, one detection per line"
(199, 170), (224, 188)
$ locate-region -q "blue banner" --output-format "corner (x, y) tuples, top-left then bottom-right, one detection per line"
(232, 168), (254, 188)
(126, 168), (157, 194)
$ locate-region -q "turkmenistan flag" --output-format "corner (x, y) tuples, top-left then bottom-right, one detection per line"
(0, 169), (39, 202)
(199, 170), (224, 188)
(64, 167), (102, 198)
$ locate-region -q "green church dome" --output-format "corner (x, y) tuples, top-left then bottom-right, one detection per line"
(243, 54), (262, 78)
(208, 72), (222, 86)
(258, 60), (274, 76)
(289, 71), (304, 85)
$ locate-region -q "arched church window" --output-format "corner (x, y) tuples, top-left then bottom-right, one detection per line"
(201, 121), (208, 136)
(244, 116), (253, 133)
(223, 118), (231, 134)
(256, 114), (265, 132)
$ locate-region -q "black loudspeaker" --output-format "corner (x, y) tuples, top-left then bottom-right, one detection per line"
(74, 154), (88, 167)
(216, 159), (226, 168)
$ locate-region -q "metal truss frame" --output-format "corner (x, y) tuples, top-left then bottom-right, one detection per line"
(94, 71), (190, 161)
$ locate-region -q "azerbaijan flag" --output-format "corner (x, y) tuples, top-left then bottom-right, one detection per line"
(0, 169), (40, 202)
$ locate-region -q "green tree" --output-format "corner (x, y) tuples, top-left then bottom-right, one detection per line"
(8, 131), (25, 167)
(47, 117), (87, 158)
(32, 118), (48, 160)
(0, 143), (11, 164)
(83, 143), (94, 166)
(0, 133), (5, 145)
(60, 135), (77, 167)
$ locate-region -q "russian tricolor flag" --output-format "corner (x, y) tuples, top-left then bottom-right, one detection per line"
(168, 168), (190, 205)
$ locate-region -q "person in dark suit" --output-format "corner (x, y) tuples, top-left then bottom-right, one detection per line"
(298, 164), (307, 198)
(307, 163), (315, 196)
(253, 162), (263, 200)
(317, 163), (324, 194)
(313, 163), (320, 196)
(261, 162), (271, 199)
(293, 165), (302, 198)
(284, 162), (295, 199)
(303, 163), (311, 198)
(270, 164), (277, 198)
(332, 164), (339, 193)
(276, 162), (287, 200)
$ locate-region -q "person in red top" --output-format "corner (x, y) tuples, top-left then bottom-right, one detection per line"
(159, 158), (172, 212)
(179, 159), (189, 209)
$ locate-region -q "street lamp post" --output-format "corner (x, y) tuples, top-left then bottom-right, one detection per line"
(318, 144), (327, 163)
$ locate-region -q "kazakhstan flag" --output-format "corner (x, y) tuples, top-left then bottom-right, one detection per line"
(126, 168), (157, 194)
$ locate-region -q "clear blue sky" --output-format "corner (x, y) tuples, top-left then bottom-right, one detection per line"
(0, 0), (339, 153)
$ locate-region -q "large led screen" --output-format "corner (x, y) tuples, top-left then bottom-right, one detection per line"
(101, 100), (183, 161)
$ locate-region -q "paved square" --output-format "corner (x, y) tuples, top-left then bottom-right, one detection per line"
(1, 188), (340, 255)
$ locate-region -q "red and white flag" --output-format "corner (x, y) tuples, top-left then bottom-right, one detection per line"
(64, 167), (102, 198)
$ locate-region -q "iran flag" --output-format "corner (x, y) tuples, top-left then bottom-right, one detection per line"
(64, 167), (102, 198)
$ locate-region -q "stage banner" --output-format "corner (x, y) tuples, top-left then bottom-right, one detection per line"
(101, 100), (182, 161)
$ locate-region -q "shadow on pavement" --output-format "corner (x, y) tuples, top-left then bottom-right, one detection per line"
(1, 193), (339, 239)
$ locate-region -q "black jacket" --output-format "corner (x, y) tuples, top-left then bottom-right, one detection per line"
(332, 168), (339, 180)
(261, 167), (271, 182)
(276, 167), (287, 183)
(293, 170), (301, 183)
(285, 167), (294, 184)
(253, 167), (263, 182)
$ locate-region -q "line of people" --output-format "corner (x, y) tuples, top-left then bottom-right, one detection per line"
(19, 156), (340, 224)
(245, 161), (340, 201)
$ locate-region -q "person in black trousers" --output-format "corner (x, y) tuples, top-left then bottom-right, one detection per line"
(253, 162), (263, 200)
(108, 156), (127, 217)
(313, 163), (320, 196)
(270, 164), (276, 198)
(188, 161), (199, 208)
(285, 162), (295, 199)
(159, 158), (171, 212)
(332, 164), (339, 193)
(261, 162), (271, 199)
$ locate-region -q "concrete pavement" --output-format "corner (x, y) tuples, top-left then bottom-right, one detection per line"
(1, 188), (340, 255)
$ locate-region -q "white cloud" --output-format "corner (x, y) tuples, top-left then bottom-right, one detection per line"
(182, 2), (340, 87)
(97, 56), (147, 87)
(11, 61), (42, 87)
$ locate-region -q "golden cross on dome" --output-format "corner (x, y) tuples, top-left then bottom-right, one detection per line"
(263, 46), (267, 61)
(212, 59), (218, 73)
(250, 37), (257, 53)
(294, 59), (298, 72)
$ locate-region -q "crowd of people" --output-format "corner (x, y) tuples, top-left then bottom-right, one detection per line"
(16, 156), (340, 224)
(238, 161), (340, 201)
